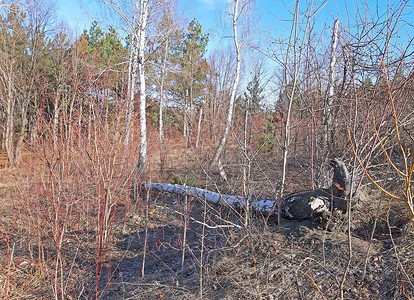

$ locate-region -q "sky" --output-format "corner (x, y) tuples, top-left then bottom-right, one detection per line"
(55, 0), (413, 51)
(53, 0), (412, 108)
(55, 0), (342, 42)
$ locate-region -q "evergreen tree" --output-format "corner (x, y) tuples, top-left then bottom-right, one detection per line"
(171, 19), (209, 137)
(245, 73), (264, 113)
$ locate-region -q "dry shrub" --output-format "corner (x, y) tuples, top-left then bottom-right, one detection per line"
(0, 106), (141, 299)
(201, 223), (414, 300)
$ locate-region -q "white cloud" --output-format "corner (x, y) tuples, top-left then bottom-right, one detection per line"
(201, 0), (231, 10)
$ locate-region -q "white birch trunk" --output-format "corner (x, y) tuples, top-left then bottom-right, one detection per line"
(159, 38), (169, 143)
(146, 159), (350, 222)
(195, 107), (202, 148)
(211, 0), (241, 166)
(125, 44), (137, 148)
(137, 0), (149, 170)
(147, 182), (276, 215)
(323, 19), (339, 149)
(100, 0), (150, 166)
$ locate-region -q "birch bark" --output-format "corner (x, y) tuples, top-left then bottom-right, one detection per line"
(137, 0), (149, 169)
(323, 19), (339, 151)
(211, 0), (241, 166)
(125, 35), (137, 147)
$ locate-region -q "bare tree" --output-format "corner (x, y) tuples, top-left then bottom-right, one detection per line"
(136, 0), (149, 169)
(206, 48), (236, 142)
(273, 0), (318, 226)
(322, 19), (339, 155)
(0, 1), (56, 165)
(158, 34), (169, 143)
(99, 0), (162, 170)
(125, 27), (137, 147)
(276, 0), (300, 226)
(154, 1), (178, 172)
(211, 0), (243, 167)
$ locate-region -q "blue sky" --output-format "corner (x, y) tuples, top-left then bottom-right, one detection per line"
(54, 0), (413, 106)
(55, 0), (338, 40)
(56, 0), (413, 50)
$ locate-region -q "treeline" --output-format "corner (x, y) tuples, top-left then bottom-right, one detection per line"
(1, 1), (414, 297)
(0, 1), (214, 166)
(0, 0), (413, 174)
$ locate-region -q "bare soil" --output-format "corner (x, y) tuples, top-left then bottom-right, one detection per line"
(92, 186), (414, 300)
(0, 147), (413, 299)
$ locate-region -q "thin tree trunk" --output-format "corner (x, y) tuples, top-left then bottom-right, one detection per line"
(159, 38), (169, 175)
(183, 102), (187, 137)
(183, 90), (188, 138)
(15, 97), (29, 164)
(211, 0), (241, 166)
(243, 96), (251, 228)
(125, 35), (138, 148)
(53, 90), (60, 151)
(137, 0), (149, 170)
(277, 0), (300, 227)
(5, 77), (15, 165)
(159, 38), (169, 143)
(68, 93), (76, 154)
(323, 19), (339, 152)
(4, 45), (15, 165)
(196, 107), (203, 148)
(189, 56), (194, 143)
(88, 97), (92, 142)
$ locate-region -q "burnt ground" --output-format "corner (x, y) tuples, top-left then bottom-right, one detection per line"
(1, 151), (414, 299)
(91, 186), (414, 300)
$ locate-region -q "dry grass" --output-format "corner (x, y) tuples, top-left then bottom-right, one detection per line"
(0, 134), (414, 299)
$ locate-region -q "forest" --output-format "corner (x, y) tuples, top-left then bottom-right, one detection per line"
(0, 0), (414, 299)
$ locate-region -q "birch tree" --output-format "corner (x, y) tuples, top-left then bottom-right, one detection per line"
(211, 0), (243, 166)
(153, 3), (178, 171)
(99, 0), (155, 170)
(136, 0), (149, 169)
(274, 0), (315, 226)
(206, 49), (236, 142)
(323, 19), (339, 153)
(158, 27), (169, 144)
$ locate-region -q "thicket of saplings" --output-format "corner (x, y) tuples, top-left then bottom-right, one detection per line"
(0, 2), (414, 299)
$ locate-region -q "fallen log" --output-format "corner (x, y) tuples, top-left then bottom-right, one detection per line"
(147, 182), (276, 215)
(145, 158), (350, 221)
